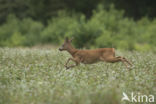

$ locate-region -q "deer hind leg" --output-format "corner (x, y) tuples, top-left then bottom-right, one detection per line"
(100, 57), (129, 68)
(116, 56), (132, 66)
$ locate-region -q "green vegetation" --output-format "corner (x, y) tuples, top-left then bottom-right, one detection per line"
(0, 6), (156, 51)
(0, 48), (155, 104)
(0, 0), (156, 52)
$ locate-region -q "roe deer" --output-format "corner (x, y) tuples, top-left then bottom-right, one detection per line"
(59, 37), (132, 69)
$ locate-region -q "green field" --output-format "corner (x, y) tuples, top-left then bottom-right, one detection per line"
(0, 48), (155, 104)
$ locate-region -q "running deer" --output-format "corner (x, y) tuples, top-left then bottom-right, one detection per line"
(59, 37), (132, 69)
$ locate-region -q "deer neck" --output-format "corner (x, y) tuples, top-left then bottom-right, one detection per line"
(67, 45), (77, 57)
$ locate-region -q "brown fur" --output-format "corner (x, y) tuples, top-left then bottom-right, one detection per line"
(59, 37), (132, 69)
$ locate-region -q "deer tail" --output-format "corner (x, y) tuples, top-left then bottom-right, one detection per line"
(112, 48), (115, 57)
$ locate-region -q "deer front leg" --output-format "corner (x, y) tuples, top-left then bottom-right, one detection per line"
(65, 57), (80, 69)
(64, 58), (72, 67)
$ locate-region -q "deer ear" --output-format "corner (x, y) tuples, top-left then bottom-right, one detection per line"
(65, 37), (69, 41)
(69, 37), (74, 42)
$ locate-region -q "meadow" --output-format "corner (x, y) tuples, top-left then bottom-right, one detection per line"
(0, 48), (155, 104)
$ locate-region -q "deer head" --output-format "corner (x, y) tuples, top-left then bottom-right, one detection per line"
(59, 37), (73, 51)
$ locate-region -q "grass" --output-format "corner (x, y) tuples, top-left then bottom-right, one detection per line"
(0, 48), (155, 104)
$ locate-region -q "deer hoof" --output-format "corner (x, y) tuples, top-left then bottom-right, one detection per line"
(127, 66), (133, 70)
(64, 65), (69, 70)
(66, 67), (70, 70)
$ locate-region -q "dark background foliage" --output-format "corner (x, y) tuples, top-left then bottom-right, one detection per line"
(0, 0), (156, 24)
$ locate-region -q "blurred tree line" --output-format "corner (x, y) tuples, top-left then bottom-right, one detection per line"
(0, 0), (156, 52)
(0, 0), (156, 24)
